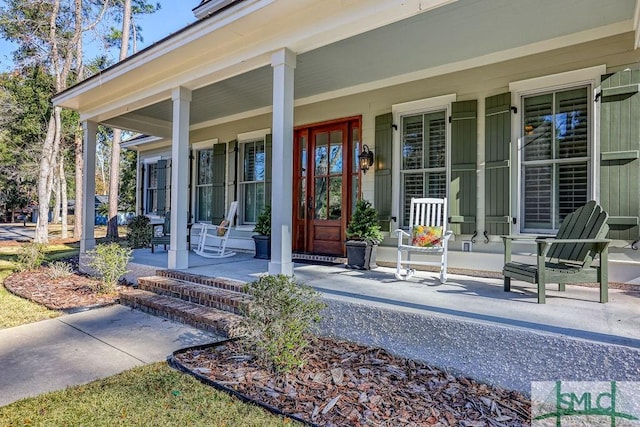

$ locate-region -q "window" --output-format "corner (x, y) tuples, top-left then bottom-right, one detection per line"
(240, 139), (269, 224)
(400, 110), (447, 225)
(195, 149), (213, 222)
(520, 86), (590, 231)
(144, 159), (170, 215)
(146, 163), (158, 214)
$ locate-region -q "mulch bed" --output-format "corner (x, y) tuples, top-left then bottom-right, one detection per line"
(3, 257), (122, 311)
(173, 338), (531, 426)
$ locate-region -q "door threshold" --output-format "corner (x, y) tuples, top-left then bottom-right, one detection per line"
(292, 252), (347, 265)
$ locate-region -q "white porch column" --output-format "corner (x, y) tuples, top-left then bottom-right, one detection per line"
(269, 48), (296, 276)
(168, 86), (191, 269)
(80, 120), (97, 254)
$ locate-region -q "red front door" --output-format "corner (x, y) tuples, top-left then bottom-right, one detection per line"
(293, 117), (361, 255)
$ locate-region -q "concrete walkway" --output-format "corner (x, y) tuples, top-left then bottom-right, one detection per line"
(0, 305), (220, 407)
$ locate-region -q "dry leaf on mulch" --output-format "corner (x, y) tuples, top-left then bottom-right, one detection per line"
(175, 336), (531, 426)
(3, 266), (121, 311)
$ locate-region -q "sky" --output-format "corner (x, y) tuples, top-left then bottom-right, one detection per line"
(0, 1), (199, 71)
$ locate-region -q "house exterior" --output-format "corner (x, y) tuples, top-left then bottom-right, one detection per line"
(54, 0), (640, 280)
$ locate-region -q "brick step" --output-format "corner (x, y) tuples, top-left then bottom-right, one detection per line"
(119, 289), (243, 337)
(156, 270), (247, 293)
(137, 276), (251, 315)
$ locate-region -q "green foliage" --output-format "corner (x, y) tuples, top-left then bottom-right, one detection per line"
(16, 242), (46, 272)
(253, 205), (271, 236)
(127, 215), (151, 248)
(88, 243), (132, 293)
(48, 261), (74, 278)
(97, 202), (109, 216)
(239, 275), (326, 374)
(346, 199), (383, 244)
(119, 149), (137, 211)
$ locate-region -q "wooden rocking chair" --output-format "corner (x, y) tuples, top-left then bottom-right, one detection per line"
(194, 201), (238, 258)
(395, 198), (453, 283)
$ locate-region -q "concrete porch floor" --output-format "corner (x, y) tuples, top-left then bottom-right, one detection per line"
(125, 248), (640, 393)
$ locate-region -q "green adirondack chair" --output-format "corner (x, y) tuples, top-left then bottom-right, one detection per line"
(150, 211), (171, 253)
(502, 201), (611, 304)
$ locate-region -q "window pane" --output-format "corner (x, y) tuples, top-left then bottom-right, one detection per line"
(427, 172), (446, 199)
(329, 177), (342, 220)
(148, 164), (158, 188)
(557, 162), (587, 224)
(315, 177), (327, 220)
(403, 173), (424, 224)
(329, 130), (343, 174)
(523, 94), (553, 161)
(402, 115), (423, 170)
(244, 183), (257, 223)
(556, 88), (588, 159)
(197, 186), (212, 222)
(315, 132), (328, 175)
(523, 165), (552, 230)
(244, 142), (265, 181)
(198, 149), (213, 185)
(425, 112), (446, 169)
(147, 189), (157, 214)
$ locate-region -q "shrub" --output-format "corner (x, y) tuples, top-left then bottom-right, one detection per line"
(16, 242), (46, 272)
(88, 243), (132, 293)
(252, 205), (271, 236)
(127, 215), (152, 248)
(238, 274), (326, 374)
(48, 261), (74, 278)
(345, 199), (383, 244)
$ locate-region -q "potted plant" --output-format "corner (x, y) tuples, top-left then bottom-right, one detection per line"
(345, 199), (383, 269)
(252, 205), (271, 259)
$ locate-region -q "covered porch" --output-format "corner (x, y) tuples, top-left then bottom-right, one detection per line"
(54, 0), (640, 280)
(123, 247), (640, 393)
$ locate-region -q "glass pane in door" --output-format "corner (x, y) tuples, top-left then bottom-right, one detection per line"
(315, 177), (328, 220)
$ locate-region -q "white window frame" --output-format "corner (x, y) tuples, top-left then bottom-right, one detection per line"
(392, 94), (456, 228)
(238, 129), (270, 226)
(142, 156), (162, 217)
(191, 139), (218, 223)
(509, 65), (604, 235)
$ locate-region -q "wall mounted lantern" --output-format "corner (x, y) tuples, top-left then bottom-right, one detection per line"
(359, 144), (374, 174)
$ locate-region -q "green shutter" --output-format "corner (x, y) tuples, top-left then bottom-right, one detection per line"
(374, 113), (393, 231)
(156, 159), (167, 215)
(600, 69), (640, 240)
(484, 93), (512, 236)
(265, 134), (272, 209)
(228, 140), (237, 204)
(449, 100), (477, 235)
(211, 143), (227, 224)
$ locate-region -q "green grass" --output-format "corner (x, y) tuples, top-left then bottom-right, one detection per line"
(0, 363), (296, 427)
(0, 269), (61, 329)
(0, 243), (80, 328)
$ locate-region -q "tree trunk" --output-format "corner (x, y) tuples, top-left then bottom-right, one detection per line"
(35, 113), (57, 243)
(106, 0), (132, 239)
(60, 154), (68, 238)
(107, 128), (121, 238)
(52, 170), (61, 224)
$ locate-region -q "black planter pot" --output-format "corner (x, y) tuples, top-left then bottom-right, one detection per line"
(345, 240), (377, 270)
(252, 234), (271, 259)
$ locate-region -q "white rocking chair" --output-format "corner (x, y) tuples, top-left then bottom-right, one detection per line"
(194, 201), (239, 258)
(395, 197), (452, 283)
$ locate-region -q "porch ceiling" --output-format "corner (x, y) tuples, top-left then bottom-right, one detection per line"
(101, 0), (636, 136)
